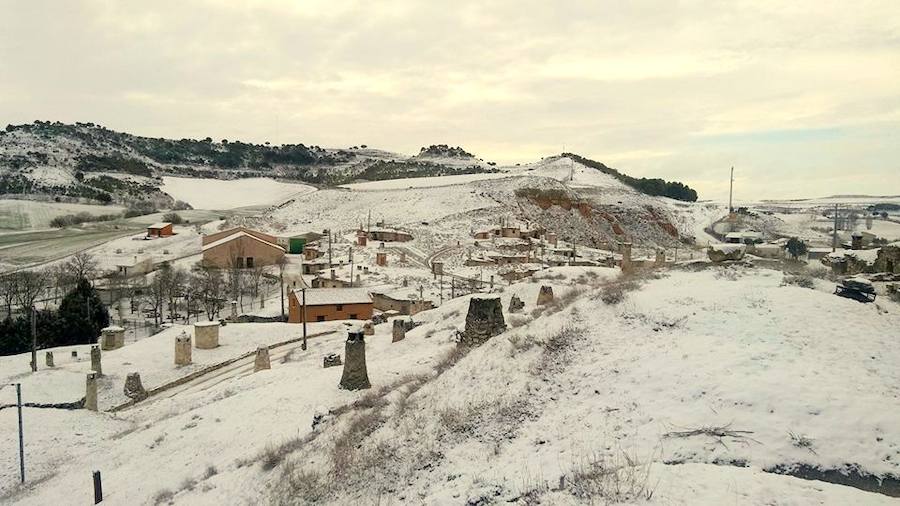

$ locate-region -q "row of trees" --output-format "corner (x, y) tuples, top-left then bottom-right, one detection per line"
(0, 253), (109, 361)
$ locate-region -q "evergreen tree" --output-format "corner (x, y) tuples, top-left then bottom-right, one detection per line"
(56, 278), (109, 346)
(786, 237), (808, 260)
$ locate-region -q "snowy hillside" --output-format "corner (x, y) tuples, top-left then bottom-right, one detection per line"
(3, 266), (898, 504)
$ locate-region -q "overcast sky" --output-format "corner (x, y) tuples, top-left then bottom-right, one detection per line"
(1, 0), (898, 200)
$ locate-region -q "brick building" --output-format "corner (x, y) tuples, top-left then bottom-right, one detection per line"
(288, 288), (373, 323)
(201, 227), (285, 268)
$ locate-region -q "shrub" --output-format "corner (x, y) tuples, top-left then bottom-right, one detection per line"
(153, 489), (174, 505)
(162, 212), (184, 224)
(782, 274), (815, 289)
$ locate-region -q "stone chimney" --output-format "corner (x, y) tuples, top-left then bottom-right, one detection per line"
(459, 296), (506, 347)
(339, 330), (371, 390)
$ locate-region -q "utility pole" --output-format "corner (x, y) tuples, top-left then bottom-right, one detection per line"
(348, 246), (354, 287)
(832, 204), (839, 252)
(728, 166), (734, 214)
(301, 288), (307, 351)
(327, 230), (333, 267)
(367, 210), (371, 235)
(15, 383), (25, 483)
(30, 306), (36, 373)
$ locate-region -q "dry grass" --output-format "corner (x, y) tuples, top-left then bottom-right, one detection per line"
(153, 489), (174, 506)
(782, 274), (815, 289)
(564, 451), (656, 502)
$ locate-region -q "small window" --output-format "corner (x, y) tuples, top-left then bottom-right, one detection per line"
(236, 257), (245, 268)
(246, 257), (254, 268)
(316, 315), (326, 322)
(336, 304), (343, 311)
(349, 314), (358, 319)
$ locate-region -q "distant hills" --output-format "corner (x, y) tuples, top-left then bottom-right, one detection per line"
(0, 121), (698, 205)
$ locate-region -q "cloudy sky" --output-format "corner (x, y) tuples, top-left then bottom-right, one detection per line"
(1, 0), (898, 200)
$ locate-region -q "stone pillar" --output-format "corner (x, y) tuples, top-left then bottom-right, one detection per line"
(655, 248), (666, 266)
(621, 242), (633, 273)
(363, 321), (375, 336)
(123, 372), (148, 401)
(339, 330), (371, 390)
(85, 372), (98, 411)
(90, 345), (102, 376)
(536, 286), (554, 305)
(194, 321), (220, 349)
(392, 319), (407, 343)
(459, 296), (506, 347)
(230, 300), (238, 319)
(254, 346), (271, 372)
(400, 251), (406, 263)
(45, 351), (54, 367)
(101, 326), (125, 351)
(508, 294), (524, 313)
(323, 353), (342, 368)
(175, 333), (192, 366)
(376, 252), (387, 267)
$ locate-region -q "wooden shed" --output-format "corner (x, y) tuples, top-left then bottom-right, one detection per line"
(147, 222), (173, 238)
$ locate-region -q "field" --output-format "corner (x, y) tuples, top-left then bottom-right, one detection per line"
(0, 199), (125, 231)
(160, 177), (316, 210)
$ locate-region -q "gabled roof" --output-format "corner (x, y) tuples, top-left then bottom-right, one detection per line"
(201, 231), (285, 252)
(291, 288), (372, 306)
(148, 222), (172, 229)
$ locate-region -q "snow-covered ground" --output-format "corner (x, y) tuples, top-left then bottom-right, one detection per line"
(0, 199), (125, 230)
(3, 265), (899, 504)
(160, 177), (315, 210)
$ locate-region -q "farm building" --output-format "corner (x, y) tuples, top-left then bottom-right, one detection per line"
(201, 227), (285, 268)
(287, 288), (373, 323)
(114, 256), (153, 277)
(368, 228), (413, 242)
(302, 259), (330, 275)
(147, 222), (173, 238)
(370, 291), (434, 315)
(278, 232), (325, 254)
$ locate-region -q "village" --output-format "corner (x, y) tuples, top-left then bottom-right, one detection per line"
(1, 162), (899, 504)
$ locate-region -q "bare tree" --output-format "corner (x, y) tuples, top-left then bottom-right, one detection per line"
(195, 264), (224, 321)
(67, 252), (98, 282)
(0, 273), (17, 319)
(226, 245), (246, 312)
(14, 270), (48, 372)
(144, 270), (167, 327)
(247, 265), (266, 310)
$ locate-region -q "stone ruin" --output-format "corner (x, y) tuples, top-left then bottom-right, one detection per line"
(363, 321), (375, 336)
(254, 346), (271, 372)
(459, 296), (506, 347)
(508, 294), (525, 313)
(175, 333), (192, 366)
(655, 248), (666, 266)
(85, 372), (98, 411)
(620, 242), (633, 273)
(323, 353), (342, 368)
(392, 317), (419, 343)
(392, 318), (407, 342)
(194, 321), (220, 349)
(707, 244), (746, 263)
(100, 326), (125, 351)
(124, 372), (148, 402)
(90, 345), (103, 376)
(536, 286), (554, 306)
(339, 330), (371, 390)
(45, 351), (54, 368)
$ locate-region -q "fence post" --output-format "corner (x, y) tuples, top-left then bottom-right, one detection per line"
(16, 383), (24, 483)
(93, 470), (103, 503)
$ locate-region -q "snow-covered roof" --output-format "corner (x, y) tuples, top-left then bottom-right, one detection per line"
(709, 243), (746, 253)
(148, 222), (171, 229)
(201, 231), (285, 252)
(292, 288), (372, 306)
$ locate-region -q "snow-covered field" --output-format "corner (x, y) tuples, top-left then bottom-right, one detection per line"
(0, 200), (125, 230)
(3, 266), (899, 504)
(160, 177), (315, 210)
